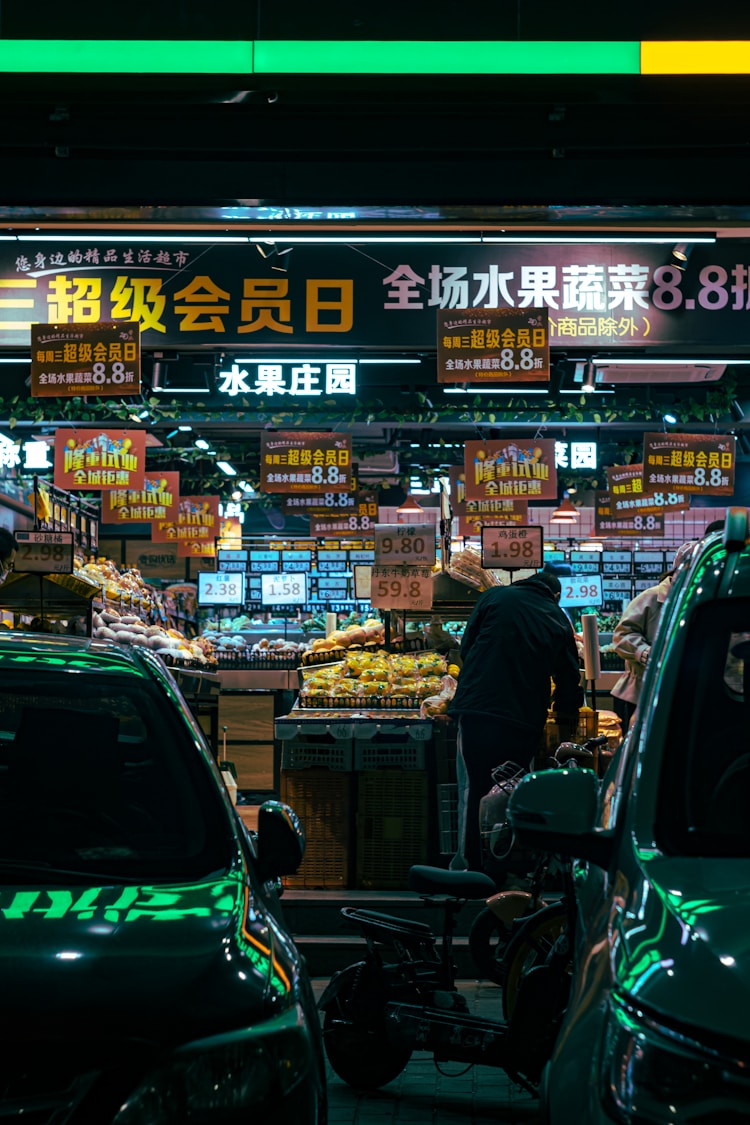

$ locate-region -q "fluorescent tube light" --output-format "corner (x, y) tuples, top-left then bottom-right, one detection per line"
(217, 461), (237, 476)
(481, 235), (716, 245)
(16, 234), (249, 243)
(247, 235), (482, 244)
(442, 387), (550, 395)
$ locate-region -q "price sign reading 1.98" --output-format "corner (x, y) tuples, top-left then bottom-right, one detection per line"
(480, 526), (543, 570)
(260, 572), (308, 607)
(559, 574), (604, 609)
(14, 531), (74, 574)
(374, 524), (436, 566)
(370, 566), (434, 611)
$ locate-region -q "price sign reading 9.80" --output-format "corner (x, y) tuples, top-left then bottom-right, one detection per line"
(480, 526), (543, 570)
(370, 566), (434, 611)
(374, 524), (436, 566)
(559, 574), (604, 608)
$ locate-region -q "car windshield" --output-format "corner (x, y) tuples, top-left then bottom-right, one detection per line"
(0, 665), (233, 881)
(656, 597), (750, 857)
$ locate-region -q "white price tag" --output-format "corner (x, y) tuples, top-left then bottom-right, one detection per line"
(370, 566), (434, 611)
(559, 574), (604, 608)
(374, 524), (436, 566)
(197, 572), (245, 607)
(260, 571), (308, 606)
(14, 531), (74, 574)
(481, 525), (543, 570)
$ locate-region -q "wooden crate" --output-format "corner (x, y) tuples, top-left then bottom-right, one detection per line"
(355, 770), (429, 889)
(280, 768), (353, 888)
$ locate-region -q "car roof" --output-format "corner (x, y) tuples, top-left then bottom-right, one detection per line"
(0, 631), (155, 678)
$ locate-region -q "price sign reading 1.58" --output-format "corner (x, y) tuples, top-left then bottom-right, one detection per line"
(481, 526), (543, 570)
(260, 572), (308, 607)
(374, 524), (436, 566)
(370, 566), (434, 611)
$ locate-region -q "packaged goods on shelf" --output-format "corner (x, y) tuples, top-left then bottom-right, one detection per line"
(449, 545), (502, 591)
(297, 650), (447, 709)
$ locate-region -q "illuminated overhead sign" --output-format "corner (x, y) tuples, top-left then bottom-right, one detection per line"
(554, 441), (597, 469)
(217, 358), (357, 398)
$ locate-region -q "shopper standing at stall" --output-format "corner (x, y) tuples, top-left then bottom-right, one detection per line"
(611, 540), (696, 729)
(448, 570), (583, 871)
(0, 528), (18, 586)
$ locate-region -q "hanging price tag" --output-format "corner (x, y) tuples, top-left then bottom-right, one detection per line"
(559, 574), (604, 608)
(374, 524), (436, 566)
(14, 531), (74, 574)
(370, 566), (434, 611)
(481, 525), (543, 570)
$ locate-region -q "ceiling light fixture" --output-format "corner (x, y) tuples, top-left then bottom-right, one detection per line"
(663, 412), (678, 425)
(217, 461), (237, 476)
(442, 387), (549, 395)
(581, 361), (597, 393)
(550, 492), (579, 523)
(194, 437), (210, 450)
(396, 493), (425, 515)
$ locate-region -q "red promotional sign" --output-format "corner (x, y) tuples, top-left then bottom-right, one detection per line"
(437, 307), (550, 384)
(463, 438), (557, 502)
(104, 472), (180, 523)
(309, 493), (378, 537)
(642, 432), (736, 496)
(594, 491), (665, 537)
(152, 495), (220, 548)
(606, 463), (690, 517)
(260, 431), (352, 493)
(31, 321), (141, 398)
(54, 429), (146, 491)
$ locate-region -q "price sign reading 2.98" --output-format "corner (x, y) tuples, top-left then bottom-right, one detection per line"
(14, 531), (74, 575)
(559, 574), (604, 609)
(260, 572), (308, 607)
(481, 526), (544, 570)
(374, 524), (437, 566)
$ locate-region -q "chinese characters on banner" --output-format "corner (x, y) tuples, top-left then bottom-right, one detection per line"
(104, 472), (180, 523)
(642, 433), (736, 495)
(260, 431), (352, 493)
(54, 429), (146, 491)
(606, 464), (691, 517)
(151, 496), (220, 557)
(218, 516), (243, 548)
(463, 438), (557, 503)
(309, 492), (379, 537)
(437, 307), (549, 383)
(7, 240), (750, 351)
(449, 467), (529, 535)
(31, 321), (140, 397)
(594, 492), (665, 537)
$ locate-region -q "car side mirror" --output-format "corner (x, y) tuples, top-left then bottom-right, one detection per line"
(507, 768), (613, 869)
(254, 800), (306, 881)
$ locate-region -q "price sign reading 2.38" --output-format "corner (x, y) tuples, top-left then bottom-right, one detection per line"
(373, 524), (437, 566)
(481, 525), (544, 570)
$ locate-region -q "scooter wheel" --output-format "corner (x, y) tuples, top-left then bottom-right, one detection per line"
(323, 990), (412, 1089)
(501, 902), (568, 1021)
(468, 908), (513, 985)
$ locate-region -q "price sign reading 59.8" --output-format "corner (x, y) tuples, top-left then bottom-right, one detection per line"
(370, 566), (434, 611)
(374, 524), (436, 566)
(481, 526), (543, 570)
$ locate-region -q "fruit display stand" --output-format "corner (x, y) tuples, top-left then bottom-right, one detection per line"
(0, 570), (100, 633)
(276, 698), (445, 890)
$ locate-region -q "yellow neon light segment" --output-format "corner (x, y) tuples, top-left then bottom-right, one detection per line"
(642, 41), (750, 74)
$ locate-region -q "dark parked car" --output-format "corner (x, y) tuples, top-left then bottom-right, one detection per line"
(0, 632), (326, 1123)
(508, 511), (750, 1124)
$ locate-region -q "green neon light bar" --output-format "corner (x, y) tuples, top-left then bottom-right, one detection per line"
(0, 40), (254, 74)
(0, 39), (748, 76)
(255, 40), (639, 75)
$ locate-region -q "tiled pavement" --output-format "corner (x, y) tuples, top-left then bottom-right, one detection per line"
(313, 978), (544, 1124)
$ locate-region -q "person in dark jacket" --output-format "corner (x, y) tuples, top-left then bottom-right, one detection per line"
(448, 570), (583, 870)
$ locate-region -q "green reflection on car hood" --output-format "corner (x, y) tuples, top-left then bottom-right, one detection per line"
(612, 853), (750, 1041)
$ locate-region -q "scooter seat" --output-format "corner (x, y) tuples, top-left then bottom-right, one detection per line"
(409, 865), (497, 898)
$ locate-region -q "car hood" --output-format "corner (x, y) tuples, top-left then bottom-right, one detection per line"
(0, 871), (298, 1042)
(612, 853), (750, 1042)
